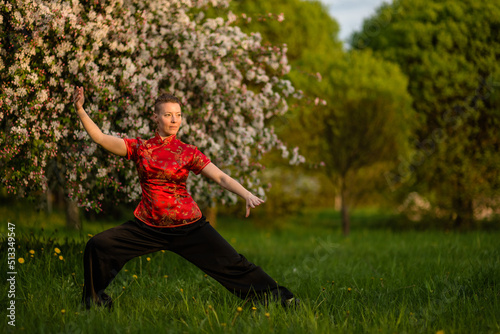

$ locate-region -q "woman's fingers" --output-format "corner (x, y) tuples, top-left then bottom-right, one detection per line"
(245, 195), (265, 217)
(73, 86), (84, 107)
(73, 87), (80, 102)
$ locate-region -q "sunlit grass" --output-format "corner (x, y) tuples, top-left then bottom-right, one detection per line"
(1, 210), (499, 333)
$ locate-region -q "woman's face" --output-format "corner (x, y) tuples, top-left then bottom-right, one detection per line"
(154, 102), (182, 137)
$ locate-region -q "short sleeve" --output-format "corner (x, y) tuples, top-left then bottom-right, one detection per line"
(123, 138), (141, 161)
(188, 147), (211, 175)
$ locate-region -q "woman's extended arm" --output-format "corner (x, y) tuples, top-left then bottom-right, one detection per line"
(73, 86), (127, 157)
(200, 163), (265, 217)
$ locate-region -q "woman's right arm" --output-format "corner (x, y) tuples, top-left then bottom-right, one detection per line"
(73, 86), (127, 157)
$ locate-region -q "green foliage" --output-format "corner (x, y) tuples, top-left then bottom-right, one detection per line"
(230, 0), (341, 62)
(221, 0), (345, 217)
(229, 1), (416, 232)
(291, 50), (414, 177)
(352, 0), (500, 226)
(284, 49), (415, 234)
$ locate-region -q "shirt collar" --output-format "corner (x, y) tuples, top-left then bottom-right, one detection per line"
(154, 132), (176, 146)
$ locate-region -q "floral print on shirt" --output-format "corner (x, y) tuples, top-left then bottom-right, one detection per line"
(124, 133), (211, 227)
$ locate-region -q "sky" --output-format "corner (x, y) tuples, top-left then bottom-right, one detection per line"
(319, 0), (389, 44)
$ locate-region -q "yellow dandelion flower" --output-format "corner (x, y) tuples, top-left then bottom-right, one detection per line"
(265, 312), (270, 318)
(30, 255), (34, 258)
(18, 258), (25, 264)
(59, 255), (64, 261)
(125, 269), (128, 272)
(164, 275), (168, 278)
(180, 288), (184, 293)
(348, 288), (352, 292)
(132, 274), (138, 279)
(146, 257), (151, 262)
(54, 248), (61, 254)
(161, 250), (165, 253)
(61, 309), (66, 314)
(87, 234), (93, 238)
(123, 286), (126, 290)
(237, 307), (243, 312)
(29, 250), (35, 254)
(436, 331), (445, 334)
(252, 307), (257, 311)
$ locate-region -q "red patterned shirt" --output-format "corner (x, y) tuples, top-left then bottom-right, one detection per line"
(123, 133), (211, 227)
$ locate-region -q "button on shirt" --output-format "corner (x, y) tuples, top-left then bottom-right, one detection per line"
(123, 133), (211, 227)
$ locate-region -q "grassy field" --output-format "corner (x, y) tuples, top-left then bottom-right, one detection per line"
(1, 208), (499, 334)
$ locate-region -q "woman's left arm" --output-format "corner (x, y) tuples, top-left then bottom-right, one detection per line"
(200, 163), (264, 217)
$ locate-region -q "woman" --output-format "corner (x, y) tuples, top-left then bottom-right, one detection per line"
(73, 87), (296, 310)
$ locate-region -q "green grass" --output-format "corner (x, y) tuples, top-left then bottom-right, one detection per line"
(1, 209), (499, 334)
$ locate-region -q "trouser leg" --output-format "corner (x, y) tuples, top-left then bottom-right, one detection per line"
(82, 217), (295, 308)
(169, 222), (294, 305)
(82, 220), (166, 308)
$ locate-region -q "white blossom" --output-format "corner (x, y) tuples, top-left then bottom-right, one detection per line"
(37, 90), (48, 103)
(0, 0), (301, 210)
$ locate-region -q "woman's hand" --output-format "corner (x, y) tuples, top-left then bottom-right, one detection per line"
(73, 86), (85, 111)
(200, 163), (265, 217)
(245, 193), (265, 217)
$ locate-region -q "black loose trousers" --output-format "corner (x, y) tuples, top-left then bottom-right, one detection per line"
(82, 216), (293, 309)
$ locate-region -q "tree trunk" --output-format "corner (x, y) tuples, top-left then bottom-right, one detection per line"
(453, 196), (474, 229)
(203, 205), (217, 228)
(46, 187), (53, 214)
(340, 177), (350, 236)
(65, 198), (81, 230)
(451, 178), (474, 229)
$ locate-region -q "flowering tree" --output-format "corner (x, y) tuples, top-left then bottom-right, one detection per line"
(0, 0), (302, 213)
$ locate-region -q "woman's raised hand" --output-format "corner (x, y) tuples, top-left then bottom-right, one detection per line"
(73, 86), (85, 111)
(71, 85), (127, 156)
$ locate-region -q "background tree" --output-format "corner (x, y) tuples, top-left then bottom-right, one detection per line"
(352, 0), (500, 227)
(230, 1), (415, 235)
(230, 0), (342, 62)
(0, 0), (302, 228)
(286, 50), (415, 235)
(227, 0), (344, 219)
